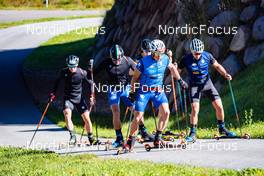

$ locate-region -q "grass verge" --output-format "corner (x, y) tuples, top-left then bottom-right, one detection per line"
(0, 15), (104, 29)
(1, 147), (263, 176)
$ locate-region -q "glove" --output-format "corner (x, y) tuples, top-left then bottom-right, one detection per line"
(89, 94), (96, 106)
(49, 93), (56, 102)
(225, 73), (232, 80)
(128, 91), (136, 103)
(178, 78), (188, 89)
(166, 49), (173, 58)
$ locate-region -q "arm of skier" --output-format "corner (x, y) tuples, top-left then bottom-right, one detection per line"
(213, 61), (232, 80)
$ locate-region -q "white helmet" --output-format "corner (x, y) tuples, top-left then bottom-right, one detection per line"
(190, 38), (204, 53)
(66, 55), (79, 68)
(149, 39), (166, 54)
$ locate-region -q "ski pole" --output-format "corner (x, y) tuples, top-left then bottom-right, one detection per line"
(228, 80), (242, 136)
(177, 82), (185, 133)
(122, 107), (129, 123)
(126, 109), (134, 140)
(183, 88), (188, 135)
(29, 101), (51, 147)
(89, 59), (99, 143)
(171, 75), (180, 131)
(151, 102), (158, 131)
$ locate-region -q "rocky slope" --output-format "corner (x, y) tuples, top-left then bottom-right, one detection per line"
(91, 0), (264, 112)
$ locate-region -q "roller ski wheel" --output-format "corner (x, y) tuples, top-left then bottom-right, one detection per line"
(116, 144), (131, 155)
(181, 143), (187, 149)
(214, 134), (220, 140)
(76, 140), (90, 147)
(242, 133), (251, 139)
(104, 140), (111, 151)
(145, 144), (151, 152)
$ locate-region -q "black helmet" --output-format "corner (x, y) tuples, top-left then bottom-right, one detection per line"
(141, 39), (152, 52)
(109, 44), (124, 61)
(66, 55), (79, 68)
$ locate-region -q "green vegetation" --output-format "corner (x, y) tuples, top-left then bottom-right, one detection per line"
(0, 0), (114, 9)
(0, 15), (103, 29)
(23, 26), (98, 71)
(1, 147), (263, 176)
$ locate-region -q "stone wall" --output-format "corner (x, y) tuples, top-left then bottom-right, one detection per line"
(93, 0), (264, 77)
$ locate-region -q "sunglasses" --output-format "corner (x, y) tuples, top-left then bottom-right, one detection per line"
(193, 52), (202, 56)
(141, 49), (147, 53)
(68, 66), (77, 69)
(153, 51), (162, 57)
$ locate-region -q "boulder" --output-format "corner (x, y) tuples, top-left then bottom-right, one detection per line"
(222, 54), (242, 76)
(183, 39), (192, 54)
(243, 43), (264, 65)
(240, 5), (257, 22)
(241, 0), (255, 3)
(175, 40), (185, 60)
(252, 16), (264, 41)
(210, 10), (239, 28)
(207, 0), (221, 18)
(230, 25), (250, 52)
(206, 37), (224, 59)
(261, 0), (264, 8)
(95, 34), (106, 49)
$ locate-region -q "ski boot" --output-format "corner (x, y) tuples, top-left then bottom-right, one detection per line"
(112, 135), (124, 148)
(69, 134), (77, 146)
(219, 127), (236, 137)
(139, 128), (154, 142)
(185, 132), (197, 143)
(116, 136), (135, 155)
(88, 135), (101, 145)
(153, 132), (166, 147)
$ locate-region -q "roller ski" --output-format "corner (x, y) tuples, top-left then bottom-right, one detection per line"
(76, 137), (102, 147)
(116, 136), (135, 155)
(162, 130), (186, 142)
(144, 133), (186, 152)
(57, 134), (77, 150)
(105, 134), (124, 151)
(214, 126), (250, 140)
(144, 138), (186, 152)
(136, 129), (155, 144)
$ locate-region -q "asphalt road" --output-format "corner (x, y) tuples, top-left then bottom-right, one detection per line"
(53, 139), (264, 170)
(0, 15), (263, 170)
(0, 17), (103, 147)
(0, 10), (106, 22)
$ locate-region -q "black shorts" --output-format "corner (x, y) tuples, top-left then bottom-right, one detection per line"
(190, 79), (220, 103)
(63, 97), (90, 114)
